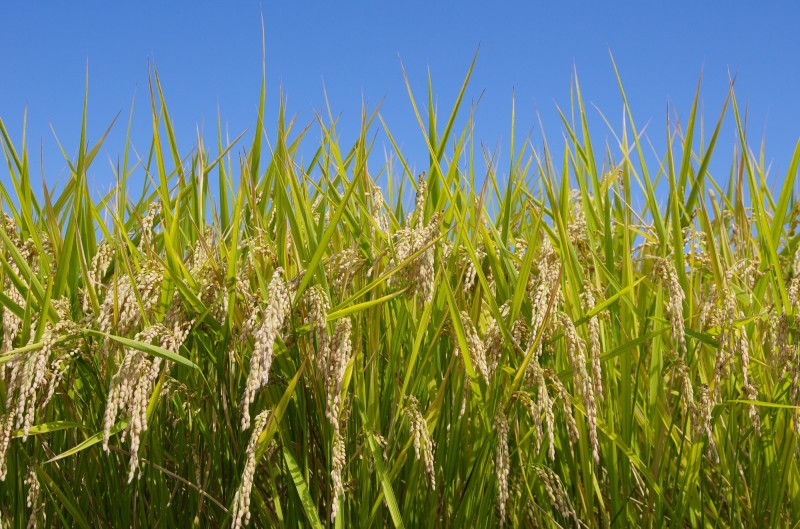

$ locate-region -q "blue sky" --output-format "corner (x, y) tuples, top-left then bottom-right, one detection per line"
(0, 2), (798, 201)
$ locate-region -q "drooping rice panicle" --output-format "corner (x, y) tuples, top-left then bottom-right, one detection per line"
(494, 409), (510, 526)
(240, 268), (291, 430)
(230, 409), (270, 529)
(404, 396), (436, 491)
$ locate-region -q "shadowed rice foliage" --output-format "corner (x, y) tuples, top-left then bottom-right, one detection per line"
(1, 57), (800, 527)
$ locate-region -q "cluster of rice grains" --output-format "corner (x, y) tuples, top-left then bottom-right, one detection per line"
(403, 396), (436, 491)
(1, 86), (800, 529)
(0, 223), (84, 484)
(390, 173), (442, 305)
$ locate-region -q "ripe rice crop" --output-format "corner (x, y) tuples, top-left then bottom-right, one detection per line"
(1, 58), (800, 527)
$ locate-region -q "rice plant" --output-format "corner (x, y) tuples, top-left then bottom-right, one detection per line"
(1, 57), (800, 528)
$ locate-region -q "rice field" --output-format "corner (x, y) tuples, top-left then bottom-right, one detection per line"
(1, 58), (800, 527)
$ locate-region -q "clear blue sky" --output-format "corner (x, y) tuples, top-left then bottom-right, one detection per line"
(1, 2), (798, 200)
